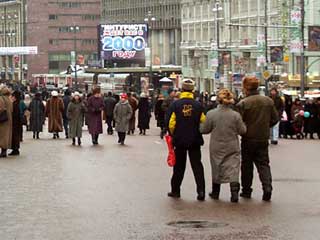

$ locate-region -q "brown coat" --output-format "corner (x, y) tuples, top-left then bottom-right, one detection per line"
(46, 97), (64, 133)
(0, 95), (13, 149)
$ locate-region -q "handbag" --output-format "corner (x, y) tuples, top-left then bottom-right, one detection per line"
(165, 135), (176, 167)
(0, 110), (8, 123)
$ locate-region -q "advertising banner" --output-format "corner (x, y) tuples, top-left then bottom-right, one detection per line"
(208, 50), (219, 68)
(270, 46), (283, 63)
(308, 26), (320, 51)
(0, 46), (38, 56)
(290, 8), (303, 53)
(98, 24), (148, 63)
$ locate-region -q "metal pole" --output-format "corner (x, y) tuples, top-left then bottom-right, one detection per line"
(265, 0), (269, 94)
(300, 0), (305, 98)
(149, 23), (152, 94)
(74, 28), (78, 90)
(4, 6), (7, 82)
(216, 3), (220, 90)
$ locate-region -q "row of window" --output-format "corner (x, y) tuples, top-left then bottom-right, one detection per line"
(48, 1), (100, 8)
(49, 39), (97, 45)
(49, 14), (100, 21)
(48, 26), (96, 33)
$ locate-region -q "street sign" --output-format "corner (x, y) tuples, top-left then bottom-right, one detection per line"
(263, 70), (271, 80)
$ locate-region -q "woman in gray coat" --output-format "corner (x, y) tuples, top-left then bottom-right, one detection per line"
(200, 89), (246, 203)
(67, 92), (86, 146)
(113, 93), (133, 145)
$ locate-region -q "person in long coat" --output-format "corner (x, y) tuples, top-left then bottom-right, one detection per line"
(137, 93), (151, 135)
(10, 91), (22, 156)
(67, 92), (86, 146)
(113, 93), (132, 145)
(29, 92), (45, 139)
(304, 98), (318, 139)
(0, 86), (13, 158)
(87, 88), (104, 145)
(46, 91), (64, 139)
(200, 89), (247, 203)
(127, 92), (138, 135)
(154, 94), (166, 139)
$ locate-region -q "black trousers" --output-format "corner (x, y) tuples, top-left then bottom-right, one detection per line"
(63, 118), (69, 136)
(106, 116), (113, 134)
(171, 146), (205, 194)
(241, 140), (273, 193)
(118, 132), (126, 143)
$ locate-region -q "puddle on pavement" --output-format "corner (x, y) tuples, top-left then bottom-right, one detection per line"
(167, 220), (228, 229)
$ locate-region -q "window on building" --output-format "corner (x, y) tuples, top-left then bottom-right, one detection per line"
(49, 15), (58, 20)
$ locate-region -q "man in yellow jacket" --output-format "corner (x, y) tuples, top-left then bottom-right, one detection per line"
(167, 79), (206, 201)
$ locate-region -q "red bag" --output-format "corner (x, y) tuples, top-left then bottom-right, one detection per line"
(165, 135), (176, 167)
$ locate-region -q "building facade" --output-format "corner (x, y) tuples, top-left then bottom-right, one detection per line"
(182, 0), (320, 92)
(26, 0), (100, 77)
(0, 0), (26, 82)
(101, 0), (181, 66)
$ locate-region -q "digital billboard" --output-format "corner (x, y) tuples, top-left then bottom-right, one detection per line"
(98, 24), (148, 64)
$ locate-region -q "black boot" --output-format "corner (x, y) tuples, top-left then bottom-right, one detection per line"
(240, 188), (252, 199)
(143, 129), (146, 135)
(33, 132), (36, 139)
(230, 182), (240, 203)
(53, 133), (57, 139)
(167, 191), (180, 199)
(9, 149), (20, 156)
(310, 134), (314, 139)
(197, 191), (205, 201)
(95, 134), (99, 144)
(36, 132), (40, 139)
(78, 138), (81, 146)
(262, 191), (272, 202)
(56, 133), (60, 139)
(0, 149), (7, 158)
(92, 135), (97, 145)
(72, 138), (76, 146)
(209, 183), (220, 200)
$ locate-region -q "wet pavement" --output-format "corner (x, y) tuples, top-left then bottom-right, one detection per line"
(0, 123), (319, 240)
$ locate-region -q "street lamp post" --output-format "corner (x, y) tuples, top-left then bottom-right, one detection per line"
(212, 2), (223, 90)
(300, 0), (305, 98)
(144, 11), (155, 94)
(70, 26), (80, 90)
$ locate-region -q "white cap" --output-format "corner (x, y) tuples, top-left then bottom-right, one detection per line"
(210, 96), (217, 102)
(51, 91), (58, 97)
(73, 91), (80, 97)
(140, 92), (147, 98)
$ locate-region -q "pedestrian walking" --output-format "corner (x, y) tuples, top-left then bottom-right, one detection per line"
(114, 93), (133, 145)
(104, 92), (117, 135)
(137, 92), (151, 135)
(127, 92), (138, 135)
(24, 94), (31, 131)
(304, 98), (318, 139)
(167, 79), (206, 201)
(154, 94), (166, 139)
(269, 88), (284, 145)
(0, 86), (13, 158)
(200, 89), (247, 203)
(291, 98), (304, 139)
(237, 76), (279, 201)
(67, 92), (86, 146)
(162, 89), (176, 135)
(62, 90), (71, 138)
(87, 88), (104, 145)
(29, 92), (45, 139)
(10, 91), (22, 156)
(46, 90), (64, 139)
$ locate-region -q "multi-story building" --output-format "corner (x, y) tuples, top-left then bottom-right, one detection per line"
(26, 0), (100, 77)
(101, 0), (181, 66)
(182, 0), (320, 92)
(0, 0), (26, 82)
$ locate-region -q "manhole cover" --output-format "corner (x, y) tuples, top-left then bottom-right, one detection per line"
(167, 221), (228, 229)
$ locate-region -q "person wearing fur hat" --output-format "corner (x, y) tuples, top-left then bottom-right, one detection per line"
(200, 89), (247, 203)
(167, 79), (206, 201)
(0, 86), (13, 158)
(46, 90), (64, 139)
(137, 92), (151, 135)
(113, 93), (133, 145)
(236, 76), (279, 201)
(67, 92), (86, 146)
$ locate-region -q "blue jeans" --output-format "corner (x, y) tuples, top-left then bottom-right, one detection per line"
(270, 122), (280, 142)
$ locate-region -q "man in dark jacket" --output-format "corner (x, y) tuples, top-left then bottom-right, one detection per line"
(269, 88), (284, 144)
(104, 92), (117, 135)
(10, 91), (22, 156)
(237, 76), (279, 202)
(62, 90), (71, 138)
(167, 79), (206, 201)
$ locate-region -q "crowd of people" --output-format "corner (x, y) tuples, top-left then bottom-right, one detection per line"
(1, 77), (320, 203)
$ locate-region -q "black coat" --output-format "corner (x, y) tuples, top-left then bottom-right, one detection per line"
(11, 101), (21, 150)
(155, 99), (165, 128)
(104, 96), (117, 117)
(138, 98), (151, 129)
(29, 98), (45, 132)
(304, 103), (319, 134)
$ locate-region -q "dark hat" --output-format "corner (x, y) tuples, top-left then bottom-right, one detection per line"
(12, 90), (21, 100)
(182, 79), (195, 91)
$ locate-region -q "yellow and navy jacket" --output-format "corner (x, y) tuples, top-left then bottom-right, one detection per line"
(168, 92), (206, 148)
